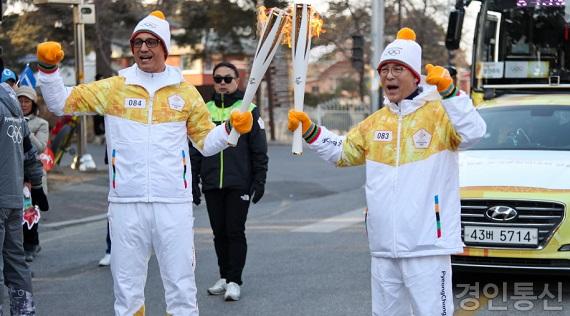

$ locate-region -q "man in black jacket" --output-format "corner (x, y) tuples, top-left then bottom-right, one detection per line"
(190, 62), (268, 301)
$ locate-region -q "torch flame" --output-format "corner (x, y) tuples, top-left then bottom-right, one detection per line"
(263, 4), (324, 48)
(310, 10), (324, 38)
(256, 6), (271, 35)
(281, 14), (293, 47)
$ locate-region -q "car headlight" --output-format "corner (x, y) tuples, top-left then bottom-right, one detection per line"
(558, 245), (570, 251)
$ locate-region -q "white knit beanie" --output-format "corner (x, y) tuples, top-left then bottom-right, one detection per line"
(378, 27), (422, 82)
(131, 11), (171, 56)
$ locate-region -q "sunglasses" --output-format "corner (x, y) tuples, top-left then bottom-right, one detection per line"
(130, 38), (161, 49)
(213, 76), (235, 84)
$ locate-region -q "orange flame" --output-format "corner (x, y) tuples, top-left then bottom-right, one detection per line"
(310, 10), (324, 38)
(257, 4), (324, 48)
(256, 6), (271, 36)
(281, 14), (293, 47)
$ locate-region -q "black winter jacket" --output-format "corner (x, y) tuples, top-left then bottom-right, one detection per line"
(190, 90), (268, 191)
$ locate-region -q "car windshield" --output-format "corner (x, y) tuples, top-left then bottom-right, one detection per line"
(474, 0), (570, 85)
(469, 105), (570, 150)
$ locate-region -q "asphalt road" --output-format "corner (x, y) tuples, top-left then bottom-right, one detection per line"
(20, 143), (570, 315)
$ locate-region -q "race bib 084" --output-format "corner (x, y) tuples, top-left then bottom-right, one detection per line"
(124, 98), (146, 109)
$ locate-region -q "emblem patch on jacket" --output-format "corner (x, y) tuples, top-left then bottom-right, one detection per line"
(373, 130), (392, 142)
(413, 128), (432, 149)
(124, 98), (146, 109)
(168, 95), (185, 111)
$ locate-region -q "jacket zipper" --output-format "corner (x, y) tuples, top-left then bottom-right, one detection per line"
(147, 93), (154, 202)
(219, 93), (225, 189)
(393, 107), (403, 255)
(396, 109), (402, 169)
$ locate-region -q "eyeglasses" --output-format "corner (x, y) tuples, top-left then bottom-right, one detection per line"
(130, 38), (161, 49)
(379, 66), (406, 77)
(213, 76), (235, 84)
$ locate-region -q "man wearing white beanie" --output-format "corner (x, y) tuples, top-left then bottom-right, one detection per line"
(36, 10), (254, 316)
(288, 28), (486, 315)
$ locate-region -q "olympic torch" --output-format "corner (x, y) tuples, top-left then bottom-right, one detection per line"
(291, 2), (322, 155)
(227, 8), (288, 146)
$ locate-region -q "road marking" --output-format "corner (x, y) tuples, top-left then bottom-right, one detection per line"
(64, 183), (108, 193)
(43, 213), (107, 229)
(292, 208), (365, 233)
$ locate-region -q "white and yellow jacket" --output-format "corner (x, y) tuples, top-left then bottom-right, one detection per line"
(38, 65), (229, 203)
(306, 83), (486, 258)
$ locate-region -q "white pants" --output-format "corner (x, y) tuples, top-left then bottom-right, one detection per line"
(371, 255), (453, 316)
(108, 202), (198, 316)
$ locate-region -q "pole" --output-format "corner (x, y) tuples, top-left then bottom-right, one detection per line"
(398, 0), (402, 29)
(71, 2), (96, 171)
(371, 0), (384, 113)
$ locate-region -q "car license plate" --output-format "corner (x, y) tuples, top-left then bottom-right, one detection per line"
(464, 226), (538, 246)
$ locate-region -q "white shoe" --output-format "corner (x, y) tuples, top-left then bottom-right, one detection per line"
(207, 278), (227, 295)
(224, 282), (240, 301)
(98, 253), (111, 266)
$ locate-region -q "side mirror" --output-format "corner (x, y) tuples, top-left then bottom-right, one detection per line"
(446, 10), (465, 50)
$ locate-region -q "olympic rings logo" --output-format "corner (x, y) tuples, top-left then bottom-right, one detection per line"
(140, 22), (158, 29)
(385, 47), (402, 56)
(7, 125), (23, 144)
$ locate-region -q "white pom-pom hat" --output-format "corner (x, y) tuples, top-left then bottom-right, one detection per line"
(378, 27), (422, 82)
(131, 11), (171, 56)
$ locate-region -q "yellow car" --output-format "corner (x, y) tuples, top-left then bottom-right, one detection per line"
(453, 94), (570, 271)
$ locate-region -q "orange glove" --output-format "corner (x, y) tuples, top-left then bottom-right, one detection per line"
(425, 64), (456, 97)
(288, 110), (312, 134)
(229, 110), (253, 134)
(37, 42), (64, 73)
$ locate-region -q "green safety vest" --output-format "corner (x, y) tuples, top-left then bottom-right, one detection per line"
(205, 99), (256, 123)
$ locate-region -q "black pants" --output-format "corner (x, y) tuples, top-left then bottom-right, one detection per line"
(204, 188), (250, 285)
(93, 115), (105, 135)
(105, 221), (111, 254)
(23, 224), (38, 251)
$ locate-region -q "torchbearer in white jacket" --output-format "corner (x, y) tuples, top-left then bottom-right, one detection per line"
(288, 27), (486, 316)
(36, 11), (253, 316)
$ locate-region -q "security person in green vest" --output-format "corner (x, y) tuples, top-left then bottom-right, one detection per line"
(190, 62), (268, 301)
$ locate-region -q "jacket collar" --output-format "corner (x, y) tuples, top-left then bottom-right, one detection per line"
(211, 90), (244, 108)
(118, 64), (184, 90)
(384, 79), (440, 116)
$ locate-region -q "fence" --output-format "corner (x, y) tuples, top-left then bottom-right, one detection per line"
(268, 98), (369, 143)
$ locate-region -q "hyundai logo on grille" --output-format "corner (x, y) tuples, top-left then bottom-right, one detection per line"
(485, 206), (518, 221)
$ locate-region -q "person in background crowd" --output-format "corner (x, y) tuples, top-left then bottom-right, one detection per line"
(36, 11), (253, 315)
(97, 222), (111, 267)
(92, 73), (106, 145)
(1, 68), (18, 89)
(288, 28), (486, 316)
(16, 86), (49, 263)
(0, 57), (48, 315)
(92, 73), (112, 267)
(190, 61), (268, 302)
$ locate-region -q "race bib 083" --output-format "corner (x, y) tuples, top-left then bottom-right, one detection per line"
(373, 130), (393, 142)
